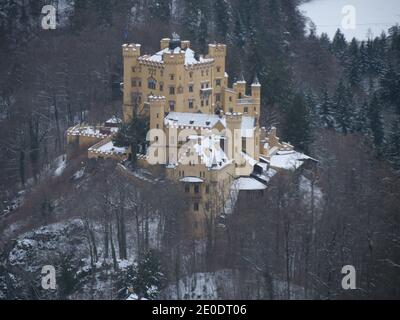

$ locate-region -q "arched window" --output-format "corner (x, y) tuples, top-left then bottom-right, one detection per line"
(148, 77), (157, 90)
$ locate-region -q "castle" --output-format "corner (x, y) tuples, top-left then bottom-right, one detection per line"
(67, 35), (314, 236)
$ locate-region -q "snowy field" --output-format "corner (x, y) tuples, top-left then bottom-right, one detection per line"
(300, 0), (400, 40)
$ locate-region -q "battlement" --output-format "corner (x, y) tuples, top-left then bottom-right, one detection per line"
(149, 95), (167, 102)
(208, 43), (227, 57)
(163, 52), (185, 65)
(225, 112), (243, 122)
(122, 43), (141, 57)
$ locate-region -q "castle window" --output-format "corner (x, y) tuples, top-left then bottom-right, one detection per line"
(206, 70), (209, 76)
(178, 85), (184, 94)
(194, 185), (200, 194)
(238, 93), (242, 99)
(216, 94), (221, 102)
(189, 100), (194, 109)
(229, 96), (232, 102)
(148, 78), (157, 90)
(201, 100), (204, 107)
(170, 74), (175, 80)
(157, 113), (159, 119)
(216, 79), (221, 87)
(156, 124), (159, 129)
(217, 66), (221, 72)
(139, 81), (142, 87)
(189, 85), (193, 93)
(169, 101), (175, 111)
(206, 99), (209, 106)
(132, 67), (136, 72)
(201, 70), (204, 77)
(169, 87), (175, 95)
(244, 107), (248, 113)
(194, 202), (199, 211)
(160, 82), (164, 91)
(190, 72), (193, 78)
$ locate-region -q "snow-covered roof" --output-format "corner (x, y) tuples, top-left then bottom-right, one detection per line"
(89, 141), (127, 155)
(241, 152), (258, 167)
(105, 116), (122, 124)
(235, 177), (267, 191)
(193, 135), (231, 169)
(165, 112), (226, 129)
(269, 150), (313, 170)
(165, 112), (256, 134)
(180, 177), (204, 183)
(171, 134), (231, 170)
(142, 47), (214, 66)
(67, 125), (109, 139)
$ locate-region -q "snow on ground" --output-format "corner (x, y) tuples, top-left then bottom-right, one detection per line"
(7, 219), (88, 274)
(165, 271), (233, 300)
(235, 177), (267, 191)
(96, 141), (127, 154)
(164, 270), (307, 300)
(73, 167), (85, 180)
(300, 0), (400, 40)
(54, 155), (67, 177)
(270, 150), (312, 171)
(299, 175), (323, 206)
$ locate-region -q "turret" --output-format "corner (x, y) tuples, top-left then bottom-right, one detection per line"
(226, 112), (243, 162)
(208, 44), (227, 105)
(149, 96), (166, 131)
(251, 75), (261, 121)
(148, 96), (166, 165)
(251, 75), (261, 99)
(160, 38), (170, 50)
(233, 73), (246, 99)
(122, 43), (141, 121)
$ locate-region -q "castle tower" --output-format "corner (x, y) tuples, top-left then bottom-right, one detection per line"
(148, 96), (166, 165)
(208, 44), (227, 109)
(251, 75), (261, 122)
(122, 43), (141, 122)
(163, 34), (186, 113)
(149, 96), (165, 131)
(226, 112), (243, 167)
(233, 73), (246, 99)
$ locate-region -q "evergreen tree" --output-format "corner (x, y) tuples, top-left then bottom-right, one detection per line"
(125, 251), (165, 300)
(95, 0), (113, 26)
(333, 80), (354, 134)
(346, 38), (361, 87)
(318, 89), (334, 129)
(113, 115), (149, 166)
(283, 93), (312, 152)
(367, 94), (385, 152)
(386, 118), (400, 172)
(380, 65), (400, 113)
(332, 29), (347, 59)
(213, 0), (230, 41)
(353, 100), (369, 134)
(148, 0), (172, 23)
